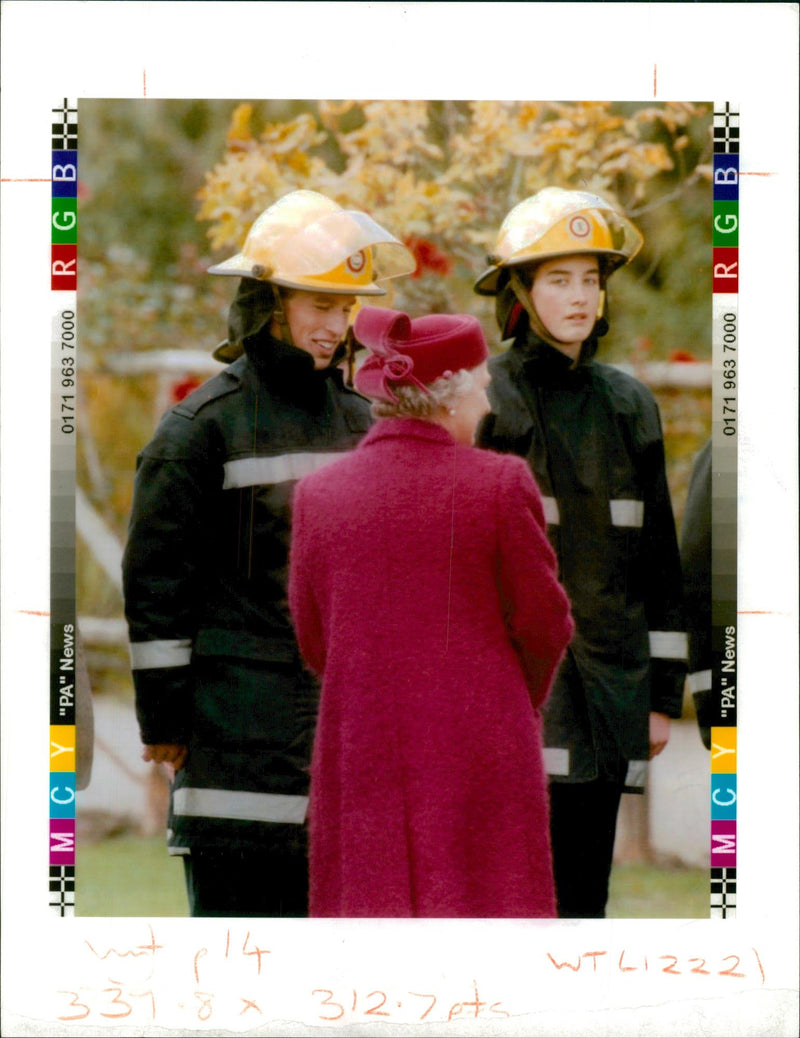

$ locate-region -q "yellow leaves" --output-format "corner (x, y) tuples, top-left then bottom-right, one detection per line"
(336, 100), (444, 167)
(517, 102), (542, 128)
(197, 112), (331, 249)
(259, 113), (326, 154)
(206, 211), (241, 252)
(226, 103), (254, 150)
(285, 151), (314, 175)
(630, 102), (709, 144)
(546, 101), (625, 137)
(317, 100), (359, 131)
(641, 143), (674, 172)
(540, 120), (574, 144)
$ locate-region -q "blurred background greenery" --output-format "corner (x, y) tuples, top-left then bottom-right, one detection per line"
(76, 835), (707, 919)
(76, 100), (712, 908)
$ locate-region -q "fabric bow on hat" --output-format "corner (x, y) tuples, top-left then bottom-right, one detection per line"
(353, 307), (489, 403)
(352, 308), (430, 403)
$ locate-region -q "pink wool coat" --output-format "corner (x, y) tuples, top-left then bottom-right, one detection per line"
(289, 417), (574, 917)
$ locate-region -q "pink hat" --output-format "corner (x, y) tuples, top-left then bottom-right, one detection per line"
(353, 307), (488, 403)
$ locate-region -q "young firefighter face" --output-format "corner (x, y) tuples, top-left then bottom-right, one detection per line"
(272, 290), (357, 370)
(529, 255), (601, 362)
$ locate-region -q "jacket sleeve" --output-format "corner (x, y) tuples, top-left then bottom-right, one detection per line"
(288, 480), (327, 677)
(634, 396), (689, 719)
(122, 416), (221, 745)
(496, 456), (574, 709)
(476, 361), (534, 458)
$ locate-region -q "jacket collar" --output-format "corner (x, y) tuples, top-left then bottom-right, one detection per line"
(509, 326), (598, 384)
(244, 329), (345, 381)
(241, 330), (348, 406)
(359, 416), (456, 449)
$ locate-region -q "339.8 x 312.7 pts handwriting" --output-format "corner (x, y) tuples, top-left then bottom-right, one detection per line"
(56, 980), (508, 1026)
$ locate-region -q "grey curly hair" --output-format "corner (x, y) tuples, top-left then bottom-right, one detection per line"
(370, 368), (477, 419)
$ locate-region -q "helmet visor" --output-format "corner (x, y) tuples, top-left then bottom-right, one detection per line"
(273, 210), (416, 280)
(493, 191), (642, 267)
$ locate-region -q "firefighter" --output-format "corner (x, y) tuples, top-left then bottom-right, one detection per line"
(122, 190), (415, 917)
(475, 187), (687, 918)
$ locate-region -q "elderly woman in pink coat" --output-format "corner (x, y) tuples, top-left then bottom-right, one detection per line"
(288, 306), (574, 918)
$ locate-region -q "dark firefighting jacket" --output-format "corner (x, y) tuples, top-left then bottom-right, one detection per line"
(477, 327), (687, 790)
(122, 327), (372, 850)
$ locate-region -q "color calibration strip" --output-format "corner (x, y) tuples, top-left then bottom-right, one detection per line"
(50, 98), (79, 916)
(710, 101), (739, 918)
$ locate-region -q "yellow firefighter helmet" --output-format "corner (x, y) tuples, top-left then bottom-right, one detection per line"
(474, 187), (643, 296)
(208, 189), (416, 294)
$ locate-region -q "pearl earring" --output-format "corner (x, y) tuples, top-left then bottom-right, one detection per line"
(448, 408), (457, 416)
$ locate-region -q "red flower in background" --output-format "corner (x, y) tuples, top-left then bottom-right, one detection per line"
(667, 349), (699, 363)
(404, 236), (453, 279)
(170, 376), (204, 404)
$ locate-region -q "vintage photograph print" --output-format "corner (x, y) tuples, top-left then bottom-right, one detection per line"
(1, 5), (797, 1037)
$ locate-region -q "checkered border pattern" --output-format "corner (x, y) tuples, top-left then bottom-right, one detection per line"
(713, 103), (739, 154)
(49, 865), (75, 916)
(52, 99), (78, 150)
(710, 866), (736, 919)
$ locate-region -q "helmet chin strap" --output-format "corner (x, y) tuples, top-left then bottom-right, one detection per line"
(508, 268), (564, 351)
(343, 327), (357, 385)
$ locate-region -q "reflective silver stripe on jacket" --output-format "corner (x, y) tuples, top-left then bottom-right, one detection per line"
(223, 452), (344, 489)
(688, 668), (712, 694)
(542, 746), (569, 776)
(540, 497), (644, 528)
(166, 829), (191, 856)
(610, 499), (644, 527)
(541, 496), (560, 525)
(173, 787), (309, 824)
(624, 760), (648, 790)
(648, 631), (689, 661)
(130, 638), (192, 670)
